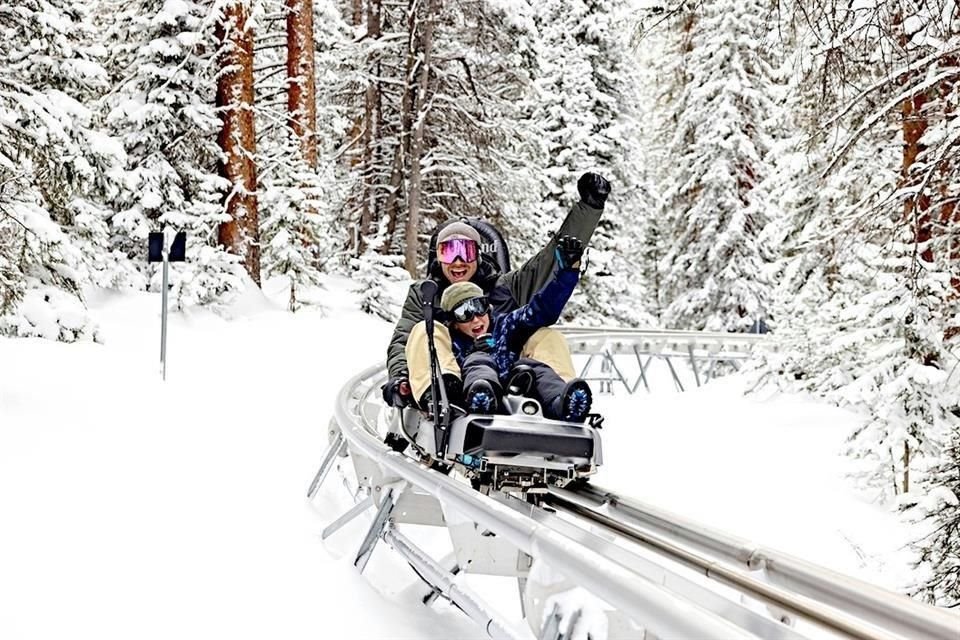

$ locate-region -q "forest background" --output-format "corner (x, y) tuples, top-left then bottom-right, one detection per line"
(0, 0), (957, 608)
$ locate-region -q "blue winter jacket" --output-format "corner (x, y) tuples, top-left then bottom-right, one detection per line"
(449, 266), (580, 380)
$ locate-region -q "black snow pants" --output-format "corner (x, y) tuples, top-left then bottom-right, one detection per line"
(461, 351), (500, 394)
(513, 357), (567, 420)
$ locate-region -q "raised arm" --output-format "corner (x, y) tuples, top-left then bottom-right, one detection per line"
(500, 266), (580, 353)
(494, 173), (609, 312)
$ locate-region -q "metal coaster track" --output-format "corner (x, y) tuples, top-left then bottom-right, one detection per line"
(309, 328), (959, 640)
(543, 485), (958, 640)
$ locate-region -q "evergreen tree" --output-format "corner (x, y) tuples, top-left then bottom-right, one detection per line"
(253, 0), (336, 310)
(313, 0), (407, 307)
(836, 227), (956, 500)
(332, 0), (403, 259)
(910, 422), (960, 607)
(751, 0), (959, 503)
(326, 0), (543, 313)
(657, 0), (782, 332)
(632, 11), (675, 322)
(529, 0), (653, 327)
(0, 0), (121, 341)
(409, 0), (541, 255)
(100, 0), (246, 306)
(258, 138), (331, 310)
(754, 11), (903, 398)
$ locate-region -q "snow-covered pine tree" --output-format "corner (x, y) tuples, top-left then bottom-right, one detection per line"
(749, 0), (901, 391)
(630, 9), (675, 322)
(100, 0), (247, 307)
(0, 0), (124, 341)
(252, 0), (337, 310)
(836, 225), (957, 500)
(752, 0), (960, 503)
(834, 2), (957, 500)
(331, 0), (399, 259)
(910, 420), (960, 606)
(328, 0), (542, 314)
(258, 132), (331, 310)
(527, 0), (652, 327)
(350, 224), (406, 321)
(411, 0), (540, 250)
(464, 0), (542, 264)
(656, 0), (783, 332)
(319, 0), (409, 308)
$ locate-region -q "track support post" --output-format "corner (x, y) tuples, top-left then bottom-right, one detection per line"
(307, 431), (346, 499)
(354, 487), (396, 572)
(322, 496), (374, 540)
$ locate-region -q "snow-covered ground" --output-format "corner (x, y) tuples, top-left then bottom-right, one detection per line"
(0, 279), (916, 639)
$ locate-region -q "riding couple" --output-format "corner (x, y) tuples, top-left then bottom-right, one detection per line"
(382, 172), (611, 423)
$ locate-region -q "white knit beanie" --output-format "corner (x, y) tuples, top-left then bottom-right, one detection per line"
(437, 221), (481, 244)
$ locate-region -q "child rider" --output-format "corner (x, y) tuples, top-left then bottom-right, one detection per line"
(438, 235), (593, 422)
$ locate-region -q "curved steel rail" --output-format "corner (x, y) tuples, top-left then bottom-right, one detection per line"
(320, 329), (958, 640)
(545, 486), (959, 640)
(333, 364), (761, 640)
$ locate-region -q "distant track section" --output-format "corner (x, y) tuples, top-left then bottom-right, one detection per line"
(562, 326), (767, 392)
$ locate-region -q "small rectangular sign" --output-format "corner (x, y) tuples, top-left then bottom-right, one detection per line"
(169, 231), (186, 262)
(148, 232), (164, 262)
(147, 231), (187, 262)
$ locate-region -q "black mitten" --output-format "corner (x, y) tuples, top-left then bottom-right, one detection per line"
(577, 173), (611, 209)
(473, 333), (495, 353)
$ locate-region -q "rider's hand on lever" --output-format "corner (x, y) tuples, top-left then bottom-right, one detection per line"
(382, 377), (413, 408)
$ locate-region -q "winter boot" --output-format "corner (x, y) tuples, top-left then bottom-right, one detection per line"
(560, 379), (592, 422)
(465, 379), (500, 414)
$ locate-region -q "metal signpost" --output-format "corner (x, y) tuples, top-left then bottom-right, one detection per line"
(148, 230), (186, 380)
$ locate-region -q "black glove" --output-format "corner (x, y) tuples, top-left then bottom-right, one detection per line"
(473, 334), (495, 354)
(556, 234), (584, 270)
(381, 377), (413, 408)
(577, 172), (610, 209)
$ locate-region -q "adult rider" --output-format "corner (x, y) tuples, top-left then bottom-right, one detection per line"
(382, 172), (611, 409)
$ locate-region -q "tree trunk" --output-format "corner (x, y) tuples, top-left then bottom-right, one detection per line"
(216, 0), (260, 285)
(902, 441), (911, 494)
(356, 0), (382, 255)
(901, 90), (932, 262)
(939, 55), (960, 302)
(404, 0), (437, 276)
(351, 0), (362, 26)
(899, 36), (960, 340)
(382, 0), (419, 251)
(286, 0), (317, 168)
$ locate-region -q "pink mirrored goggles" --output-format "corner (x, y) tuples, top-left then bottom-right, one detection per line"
(437, 238), (478, 264)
